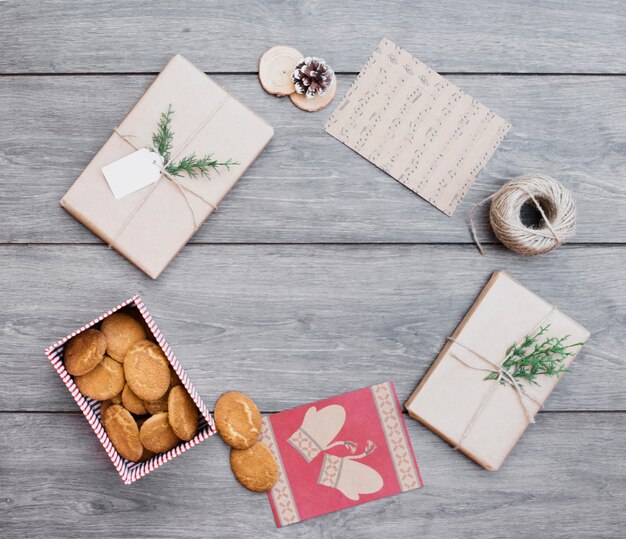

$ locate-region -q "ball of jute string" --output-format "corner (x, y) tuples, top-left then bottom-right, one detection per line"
(470, 174), (576, 256)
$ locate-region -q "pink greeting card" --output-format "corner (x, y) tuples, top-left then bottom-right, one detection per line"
(260, 381), (423, 527)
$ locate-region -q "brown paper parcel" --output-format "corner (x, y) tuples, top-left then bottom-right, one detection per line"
(405, 271), (589, 471)
(61, 54), (274, 279)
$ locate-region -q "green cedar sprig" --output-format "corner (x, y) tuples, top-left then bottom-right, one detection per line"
(166, 153), (237, 179)
(152, 104), (175, 163)
(485, 325), (584, 387)
(151, 104), (238, 178)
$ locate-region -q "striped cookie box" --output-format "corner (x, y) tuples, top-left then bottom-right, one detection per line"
(44, 295), (216, 484)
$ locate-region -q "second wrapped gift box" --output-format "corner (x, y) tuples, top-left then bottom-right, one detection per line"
(405, 271), (590, 471)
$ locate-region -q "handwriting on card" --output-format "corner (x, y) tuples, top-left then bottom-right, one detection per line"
(324, 38), (511, 216)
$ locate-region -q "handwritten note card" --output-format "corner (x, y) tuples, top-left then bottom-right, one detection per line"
(324, 38), (511, 216)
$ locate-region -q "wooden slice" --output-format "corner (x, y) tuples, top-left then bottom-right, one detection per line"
(289, 76), (337, 112)
(258, 46), (303, 96)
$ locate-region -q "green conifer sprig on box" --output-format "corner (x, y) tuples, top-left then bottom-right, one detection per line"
(151, 104), (238, 178)
(485, 325), (584, 387)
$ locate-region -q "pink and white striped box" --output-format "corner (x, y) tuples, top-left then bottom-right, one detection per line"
(44, 295), (215, 484)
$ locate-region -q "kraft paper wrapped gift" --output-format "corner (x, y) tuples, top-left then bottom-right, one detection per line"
(405, 271), (590, 471)
(61, 54), (274, 279)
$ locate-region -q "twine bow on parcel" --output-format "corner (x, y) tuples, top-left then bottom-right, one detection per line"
(108, 98), (233, 249)
(470, 174), (576, 256)
(445, 308), (555, 452)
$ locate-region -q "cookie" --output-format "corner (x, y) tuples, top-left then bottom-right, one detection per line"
(230, 442), (278, 492)
(258, 45), (303, 96)
(75, 355), (125, 400)
(289, 75), (337, 112)
(64, 328), (107, 376)
(123, 340), (170, 401)
(168, 385), (199, 441)
(102, 404), (143, 462)
(214, 391), (262, 449)
(122, 383), (148, 415)
(139, 412), (181, 453)
(101, 312), (147, 362)
(144, 390), (169, 415)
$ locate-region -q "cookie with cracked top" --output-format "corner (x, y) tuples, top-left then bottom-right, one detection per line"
(214, 391), (261, 449)
(64, 328), (106, 376)
(230, 442), (278, 492)
(123, 340), (170, 401)
(103, 404), (143, 462)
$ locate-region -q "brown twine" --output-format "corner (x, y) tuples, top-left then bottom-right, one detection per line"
(446, 306), (555, 451)
(470, 174), (576, 256)
(108, 96), (230, 248)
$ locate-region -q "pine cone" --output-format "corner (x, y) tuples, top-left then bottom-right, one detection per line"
(292, 57), (334, 99)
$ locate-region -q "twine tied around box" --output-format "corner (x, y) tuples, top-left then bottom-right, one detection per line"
(446, 306), (556, 452)
(109, 97), (232, 248)
(470, 175), (576, 256)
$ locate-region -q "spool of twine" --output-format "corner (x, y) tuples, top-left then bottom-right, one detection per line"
(471, 174), (576, 256)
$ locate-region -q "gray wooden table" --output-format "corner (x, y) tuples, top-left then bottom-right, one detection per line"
(1, 1), (625, 537)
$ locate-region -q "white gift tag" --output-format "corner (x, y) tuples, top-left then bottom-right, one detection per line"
(102, 148), (164, 199)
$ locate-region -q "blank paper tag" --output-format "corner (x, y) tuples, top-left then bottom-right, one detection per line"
(102, 148), (164, 199)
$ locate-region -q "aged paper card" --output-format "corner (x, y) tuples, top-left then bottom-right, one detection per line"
(324, 38), (511, 215)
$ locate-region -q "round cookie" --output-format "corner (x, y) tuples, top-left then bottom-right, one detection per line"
(144, 390), (169, 415)
(230, 442), (278, 493)
(214, 391), (262, 449)
(64, 328), (107, 376)
(168, 385), (199, 441)
(75, 356), (125, 400)
(122, 383), (148, 415)
(123, 340), (170, 401)
(139, 412), (181, 453)
(258, 45), (303, 96)
(102, 404), (143, 462)
(289, 75), (337, 112)
(101, 312), (147, 362)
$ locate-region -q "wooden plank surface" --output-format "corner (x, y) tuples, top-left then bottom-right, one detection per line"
(1, 0), (626, 73)
(0, 244), (622, 412)
(2, 1), (625, 537)
(1, 412), (624, 538)
(1, 75), (626, 244)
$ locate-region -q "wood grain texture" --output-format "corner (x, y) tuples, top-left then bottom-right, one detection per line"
(1, 245), (623, 412)
(1, 0), (625, 74)
(1, 412), (624, 538)
(2, 2), (625, 536)
(1, 75), (626, 244)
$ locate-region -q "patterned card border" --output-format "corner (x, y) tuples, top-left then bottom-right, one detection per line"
(261, 416), (300, 526)
(371, 381), (423, 491)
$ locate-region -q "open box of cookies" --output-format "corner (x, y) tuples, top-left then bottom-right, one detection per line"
(44, 295), (215, 484)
